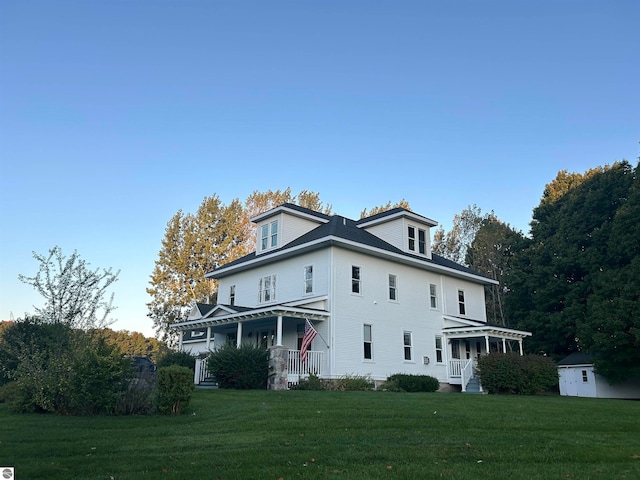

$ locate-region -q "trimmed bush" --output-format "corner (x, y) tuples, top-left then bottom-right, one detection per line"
(290, 373), (324, 390)
(157, 350), (197, 372)
(477, 353), (558, 395)
(383, 374), (440, 392)
(326, 374), (374, 391)
(207, 343), (270, 389)
(155, 365), (194, 415)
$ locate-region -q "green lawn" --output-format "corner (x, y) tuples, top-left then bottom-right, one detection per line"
(1, 389), (639, 479)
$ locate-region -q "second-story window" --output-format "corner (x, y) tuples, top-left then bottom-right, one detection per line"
(229, 285), (236, 306)
(258, 275), (276, 303)
(388, 274), (397, 301)
(458, 289), (466, 315)
(351, 266), (361, 294)
(429, 283), (438, 309)
(304, 265), (313, 294)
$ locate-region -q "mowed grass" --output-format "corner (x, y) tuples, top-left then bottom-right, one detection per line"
(1, 389), (639, 479)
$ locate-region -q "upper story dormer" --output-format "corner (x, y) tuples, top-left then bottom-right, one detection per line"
(252, 203), (330, 255)
(356, 208), (438, 259)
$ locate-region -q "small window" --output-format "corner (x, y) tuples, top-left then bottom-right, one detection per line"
(229, 285), (236, 306)
(403, 331), (413, 361)
(351, 266), (361, 294)
(258, 275), (276, 303)
(458, 290), (466, 315)
(270, 220), (278, 247)
(408, 226), (416, 251)
(260, 221), (278, 251)
(363, 324), (373, 360)
(582, 370), (588, 383)
(418, 229), (426, 254)
(429, 283), (437, 309)
(408, 225), (426, 254)
(304, 265), (313, 294)
(435, 336), (443, 363)
(388, 274), (397, 301)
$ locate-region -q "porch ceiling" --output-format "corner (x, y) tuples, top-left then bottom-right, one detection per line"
(171, 304), (329, 330)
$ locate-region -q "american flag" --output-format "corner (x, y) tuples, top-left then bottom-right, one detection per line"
(300, 319), (318, 362)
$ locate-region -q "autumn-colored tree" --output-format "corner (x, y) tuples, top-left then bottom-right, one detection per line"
(359, 199), (410, 219)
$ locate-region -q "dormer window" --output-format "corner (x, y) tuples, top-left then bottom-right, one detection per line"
(260, 220), (279, 251)
(408, 225), (426, 254)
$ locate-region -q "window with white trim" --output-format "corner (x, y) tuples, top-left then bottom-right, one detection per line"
(258, 275), (276, 303)
(458, 290), (466, 315)
(351, 266), (361, 294)
(429, 283), (437, 309)
(303, 265), (313, 294)
(363, 324), (373, 360)
(435, 336), (443, 363)
(408, 225), (426, 254)
(229, 285), (236, 306)
(388, 274), (397, 301)
(403, 331), (413, 361)
(260, 221), (279, 251)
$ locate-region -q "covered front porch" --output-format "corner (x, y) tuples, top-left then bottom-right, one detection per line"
(172, 303), (330, 388)
(443, 316), (532, 392)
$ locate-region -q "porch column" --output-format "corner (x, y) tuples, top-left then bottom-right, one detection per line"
(236, 322), (243, 348)
(178, 330), (183, 351)
(502, 337), (507, 353)
(206, 326), (212, 350)
(276, 315), (283, 346)
(485, 335), (490, 354)
(518, 339), (524, 356)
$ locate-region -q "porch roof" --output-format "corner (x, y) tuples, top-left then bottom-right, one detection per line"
(442, 315), (531, 341)
(171, 303), (329, 330)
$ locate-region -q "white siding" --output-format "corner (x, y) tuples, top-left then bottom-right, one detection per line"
(218, 249), (330, 308)
(329, 247), (456, 382)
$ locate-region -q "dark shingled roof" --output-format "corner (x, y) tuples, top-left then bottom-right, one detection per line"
(210, 206), (493, 282)
(557, 352), (595, 366)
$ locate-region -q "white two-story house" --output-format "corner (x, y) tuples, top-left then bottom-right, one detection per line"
(172, 203), (531, 391)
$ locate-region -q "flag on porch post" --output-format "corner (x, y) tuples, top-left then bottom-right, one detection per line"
(300, 319), (318, 362)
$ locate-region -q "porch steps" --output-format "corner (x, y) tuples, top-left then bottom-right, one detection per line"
(463, 377), (483, 394)
(197, 376), (219, 389)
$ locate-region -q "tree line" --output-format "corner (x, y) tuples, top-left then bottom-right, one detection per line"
(433, 160), (639, 383)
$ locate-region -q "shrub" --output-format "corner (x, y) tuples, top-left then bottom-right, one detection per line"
(382, 374), (440, 392)
(0, 319), (135, 415)
(290, 373), (324, 390)
(326, 374), (374, 391)
(156, 350), (196, 372)
(477, 353), (558, 395)
(207, 343), (270, 389)
(155, 365), (194, 415)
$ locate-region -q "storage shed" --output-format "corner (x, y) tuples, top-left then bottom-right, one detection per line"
(557, 352), (640, 399)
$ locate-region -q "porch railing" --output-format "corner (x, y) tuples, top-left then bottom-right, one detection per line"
(288, 350), (323, 384)
(449, 359), (474, 392)
(194, 357), (210, 385)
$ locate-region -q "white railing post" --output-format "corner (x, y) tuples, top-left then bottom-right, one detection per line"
(194, 358), (202, 385)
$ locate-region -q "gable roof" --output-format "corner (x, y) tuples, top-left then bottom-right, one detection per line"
(209, 205), (496, 285)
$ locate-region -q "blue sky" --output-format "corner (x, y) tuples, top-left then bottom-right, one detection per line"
(1, 1), (638, 337)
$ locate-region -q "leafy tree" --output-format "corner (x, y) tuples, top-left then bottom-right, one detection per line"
(147, 196), (247, 344)
(507, 161), (640, 382)
(466, 217), (526, 326)
(99, 329), (169, 362)
(432, 204), (487, 264)
(359, 199), (410, 218)
(18, 247), (120, 330)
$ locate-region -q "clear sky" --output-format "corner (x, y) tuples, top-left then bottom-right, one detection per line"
(1, 1), (638, 338)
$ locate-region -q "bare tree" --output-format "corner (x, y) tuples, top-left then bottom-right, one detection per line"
(19, 246), (120, 330)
